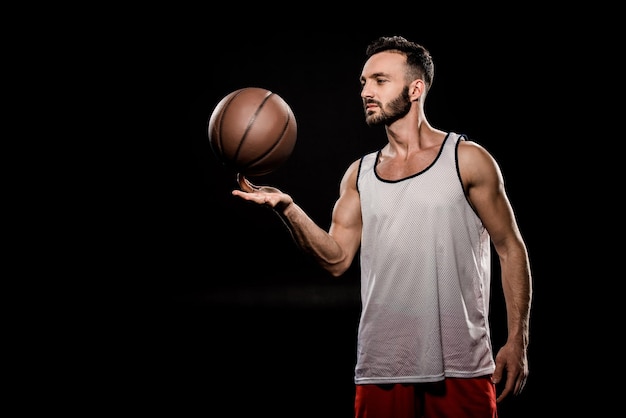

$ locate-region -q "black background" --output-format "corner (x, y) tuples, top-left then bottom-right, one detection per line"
(112, 13), (575, 417)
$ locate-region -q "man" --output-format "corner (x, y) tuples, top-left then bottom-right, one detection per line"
(232, 35), (532, 418)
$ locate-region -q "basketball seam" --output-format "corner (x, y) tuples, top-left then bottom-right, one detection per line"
(244, 112), (294, 172)
(236, 91), (276, 169)
(218, 89), (247, 161)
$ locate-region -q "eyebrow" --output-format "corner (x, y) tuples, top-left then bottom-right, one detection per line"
(360, 71), (391, 82)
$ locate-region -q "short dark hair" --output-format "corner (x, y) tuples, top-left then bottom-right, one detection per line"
(366, 36), (434, 90)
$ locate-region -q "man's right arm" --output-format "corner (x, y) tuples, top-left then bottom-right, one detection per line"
(233, 160), (362, 277)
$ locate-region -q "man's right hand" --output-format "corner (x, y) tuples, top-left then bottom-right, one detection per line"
(232, 173), (293, 212)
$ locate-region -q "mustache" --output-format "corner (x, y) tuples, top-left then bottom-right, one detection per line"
(364, 99), (382, 108)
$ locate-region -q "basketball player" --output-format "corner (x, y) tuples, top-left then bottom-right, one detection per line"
(232, 35), (532, 418)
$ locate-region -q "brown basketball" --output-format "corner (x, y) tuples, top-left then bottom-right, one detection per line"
(207, 87), (297, 176)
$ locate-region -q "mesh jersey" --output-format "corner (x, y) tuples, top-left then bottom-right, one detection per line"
(354, 132), (495, 385)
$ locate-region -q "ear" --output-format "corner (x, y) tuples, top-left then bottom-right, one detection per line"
(410, 79), (425, 101)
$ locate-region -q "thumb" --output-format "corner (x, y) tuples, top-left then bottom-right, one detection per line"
(491, 365), (502, 385)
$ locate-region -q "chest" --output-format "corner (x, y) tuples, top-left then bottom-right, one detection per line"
(375, 147), (441, 181)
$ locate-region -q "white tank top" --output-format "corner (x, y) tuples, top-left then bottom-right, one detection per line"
(355, 132), (495, 384)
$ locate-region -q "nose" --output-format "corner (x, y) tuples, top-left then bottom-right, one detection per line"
(360, 82), (372, 100)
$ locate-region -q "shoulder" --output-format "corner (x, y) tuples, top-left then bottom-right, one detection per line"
(339, 158), (362, 191)
(457, 139), (503, 185)
(458, 139), (497, 165)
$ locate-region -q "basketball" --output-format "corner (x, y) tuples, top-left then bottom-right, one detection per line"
(207, 87), (297, 177)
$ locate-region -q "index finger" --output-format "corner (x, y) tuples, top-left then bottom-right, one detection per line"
(236, 173), (259, 192)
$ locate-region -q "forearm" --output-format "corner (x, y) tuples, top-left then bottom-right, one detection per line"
(275, 202), (348, 276)
(500, 244), (532, 346)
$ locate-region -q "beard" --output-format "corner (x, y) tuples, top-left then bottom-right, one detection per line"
(364, 86), (412, 127)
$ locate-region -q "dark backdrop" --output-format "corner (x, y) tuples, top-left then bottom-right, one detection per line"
(119, 17), (569, 417)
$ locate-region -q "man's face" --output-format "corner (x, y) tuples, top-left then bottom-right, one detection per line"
(360, 51), (412, 126)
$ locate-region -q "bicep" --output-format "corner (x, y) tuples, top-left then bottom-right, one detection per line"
(328, 160), (363, 264)
(461, 143), (523, 249)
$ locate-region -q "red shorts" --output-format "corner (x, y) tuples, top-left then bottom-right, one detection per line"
(354, 376), (497, 418)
